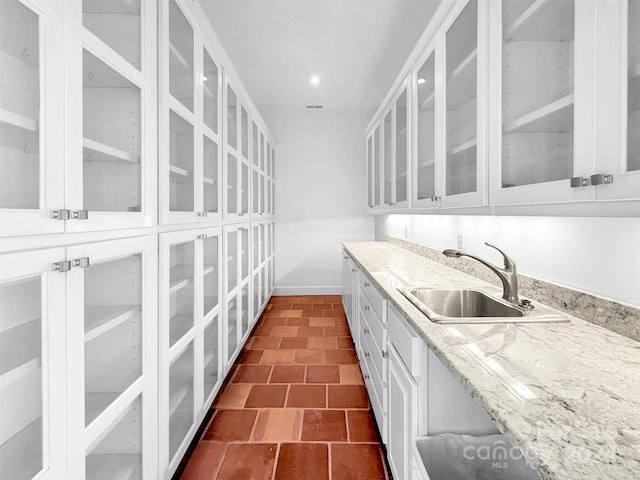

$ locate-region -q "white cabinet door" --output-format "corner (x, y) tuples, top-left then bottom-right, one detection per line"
(65, 236), (156, 480)
(388, 346), (419, 480)
(441, 0), (487, 208)
(594, 0), (640, 201)
(0, 0), (65, 237)
(65, 0), (157, 232)
(489, 0), (598, 205)
(0, 247), (67, 480)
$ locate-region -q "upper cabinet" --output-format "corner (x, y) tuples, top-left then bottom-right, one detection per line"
(368, 0), (640, 215)
(161, 0), (222, 225)
(1, 0), (156, 237)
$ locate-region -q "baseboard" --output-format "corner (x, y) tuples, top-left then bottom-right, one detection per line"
(274, 286), (343, 296)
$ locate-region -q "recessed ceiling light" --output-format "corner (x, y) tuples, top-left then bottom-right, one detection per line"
(417, 77), (426, 84)
(310, 76), (320, 85)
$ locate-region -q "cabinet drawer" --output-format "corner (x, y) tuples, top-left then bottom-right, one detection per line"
(388, 304), (423, 377)
(360, 274), (386, 323)
(361, 320), (387, 384)
(359, 292), (385, 352)
(361, 358), (387, 443)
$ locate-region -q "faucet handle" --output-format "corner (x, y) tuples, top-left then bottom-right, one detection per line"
(484, 242), (516, 270)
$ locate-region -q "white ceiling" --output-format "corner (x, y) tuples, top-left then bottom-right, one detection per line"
(200, 0), (440, 116)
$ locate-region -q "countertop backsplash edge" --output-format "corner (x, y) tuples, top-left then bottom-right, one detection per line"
(385, 235), (640, 342)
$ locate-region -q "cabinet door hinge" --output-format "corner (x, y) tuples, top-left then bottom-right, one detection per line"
(52, 261), (72, 272)
(73, 257), (90, 268)
(51, 209), (71, 220)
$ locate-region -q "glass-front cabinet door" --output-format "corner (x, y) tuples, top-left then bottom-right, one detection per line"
(490, 0), (600, 204)
(0, 0), (65, 237)
(0, 248), (66, 480)
(394, 84), (410, 208)
(414, 51), (438, 208)
(65, 0), (156, 232)
(442, 0), (486, 208)
(65, 236), (155, 479)
(161, 0), (222, 224)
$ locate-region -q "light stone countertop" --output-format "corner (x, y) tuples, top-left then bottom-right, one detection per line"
(342, 241), (640, 480)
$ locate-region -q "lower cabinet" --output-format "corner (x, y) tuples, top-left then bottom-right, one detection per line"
(0, 236), (158, 480)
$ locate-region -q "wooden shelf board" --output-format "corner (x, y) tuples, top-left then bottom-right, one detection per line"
(452, 48), (477, 79)
(504, 0), (573, 42)
(85, 453), (140, 480)
(0, 357), (40, 390)
(84, 138), (139, 163)
(203, 176), (216, 185)
(204, 349), (216, 370)
(203, 265), (216, 276)
(169, 385), (189, 416)
(419, 158), (435, 168)
(85, 305), (140, 342)
(169, 314), (193, 347)
(450, 138), (477, 155)
(0, 107), (37, 132)
(0, 418), (42, 477)
(0, 319), (40, 380)
(420, 91), (435, 110)
(169, 266), (194, 294)
(504, 94), (574, 133)
(169, 164), (193, 177)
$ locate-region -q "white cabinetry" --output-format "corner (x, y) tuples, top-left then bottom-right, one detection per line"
(357, 273), (388, 442)
(0, 0), (157, 237)
(161, 0), (222, 225)
(341, 251), (358, 336)
(159, 227), (222, 474)
(0, 237), (158, 480)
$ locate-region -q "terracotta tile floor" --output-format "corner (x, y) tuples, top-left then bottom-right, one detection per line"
(180, 295), (389, 480)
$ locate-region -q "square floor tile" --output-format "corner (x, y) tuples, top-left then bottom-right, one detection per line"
(331, 444), (386, 480)
(274, 443), (329, 480)
(271, 326), (300, 337)
(237, 350), (264, 365)
(286, 385), (326, 408)
(250, 336), (282, 349)
(309, 318), (336, 327)
(294, 349), (325, 364)
(301, 410), (347, 441)
(339, 364), (364, 384)
(306, 365), (340, 384)
(261, 317), (288, 326)
(325, 349), (357, 365)
(297, 326), (325, 337)
(261, 349), (296, 364)
(269, 365), (306, 383)
(279, 337), (308, 349)
(181, 441), (227, 480)
(312, 304), (332, 311)
(233, 365), (272, 383)
(285, 318), (310, 326)
(347, 410), (379, 442)
(252, 408), (302, 442)
(324, 326), (351, 336)
(217, 443), (277, 480)
(203, 409), (258, 441)
(328, 385), (368, 408)
(278, 310), (304, 318)
(307, 336), (337, 349)
(245, 385), (288, 408)
(336, 337), (353, 349)
(214, 384), (252, 408)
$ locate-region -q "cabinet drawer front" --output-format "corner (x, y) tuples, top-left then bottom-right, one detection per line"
(359, 292), (386, 352)
(362, 321), (387, 384)
(388, 304), (422, 376)
(362, 359), (387, 443)
(360, 274), (386, 323)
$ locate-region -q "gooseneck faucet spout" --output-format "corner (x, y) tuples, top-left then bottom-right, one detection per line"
(442, 242), (519, 304)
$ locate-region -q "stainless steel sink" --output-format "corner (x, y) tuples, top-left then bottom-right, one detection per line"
(398, 287), (569, 324)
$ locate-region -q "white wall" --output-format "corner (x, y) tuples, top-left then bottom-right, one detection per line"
(269, 109), (375, 295)
(377, 214), (640, 306)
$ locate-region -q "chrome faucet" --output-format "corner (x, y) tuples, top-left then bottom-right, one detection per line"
(442, 242), (519, 304)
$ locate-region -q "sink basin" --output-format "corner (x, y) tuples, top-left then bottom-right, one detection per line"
(398, 287), (569, 324)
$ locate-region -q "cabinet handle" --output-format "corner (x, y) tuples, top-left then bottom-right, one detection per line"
(51, 209), (70, 220)
(351, 268), (356, 272)
(364, 281), (370, 287)
(590, 173), (614, 186)
(364, 352), (370, 358)
(382, 350), (388, 359)
(344, 255), (349, 259)
(364, 305), (370, 311)
(570, 176), (590, 188)
(196, 212), (202, 217)
(364, 327), (370, 334)
(71, 210), (89, 220)
(72, 257), (90, 268)
(52, 261), (72, 272)
(364, 373), (370, 380)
